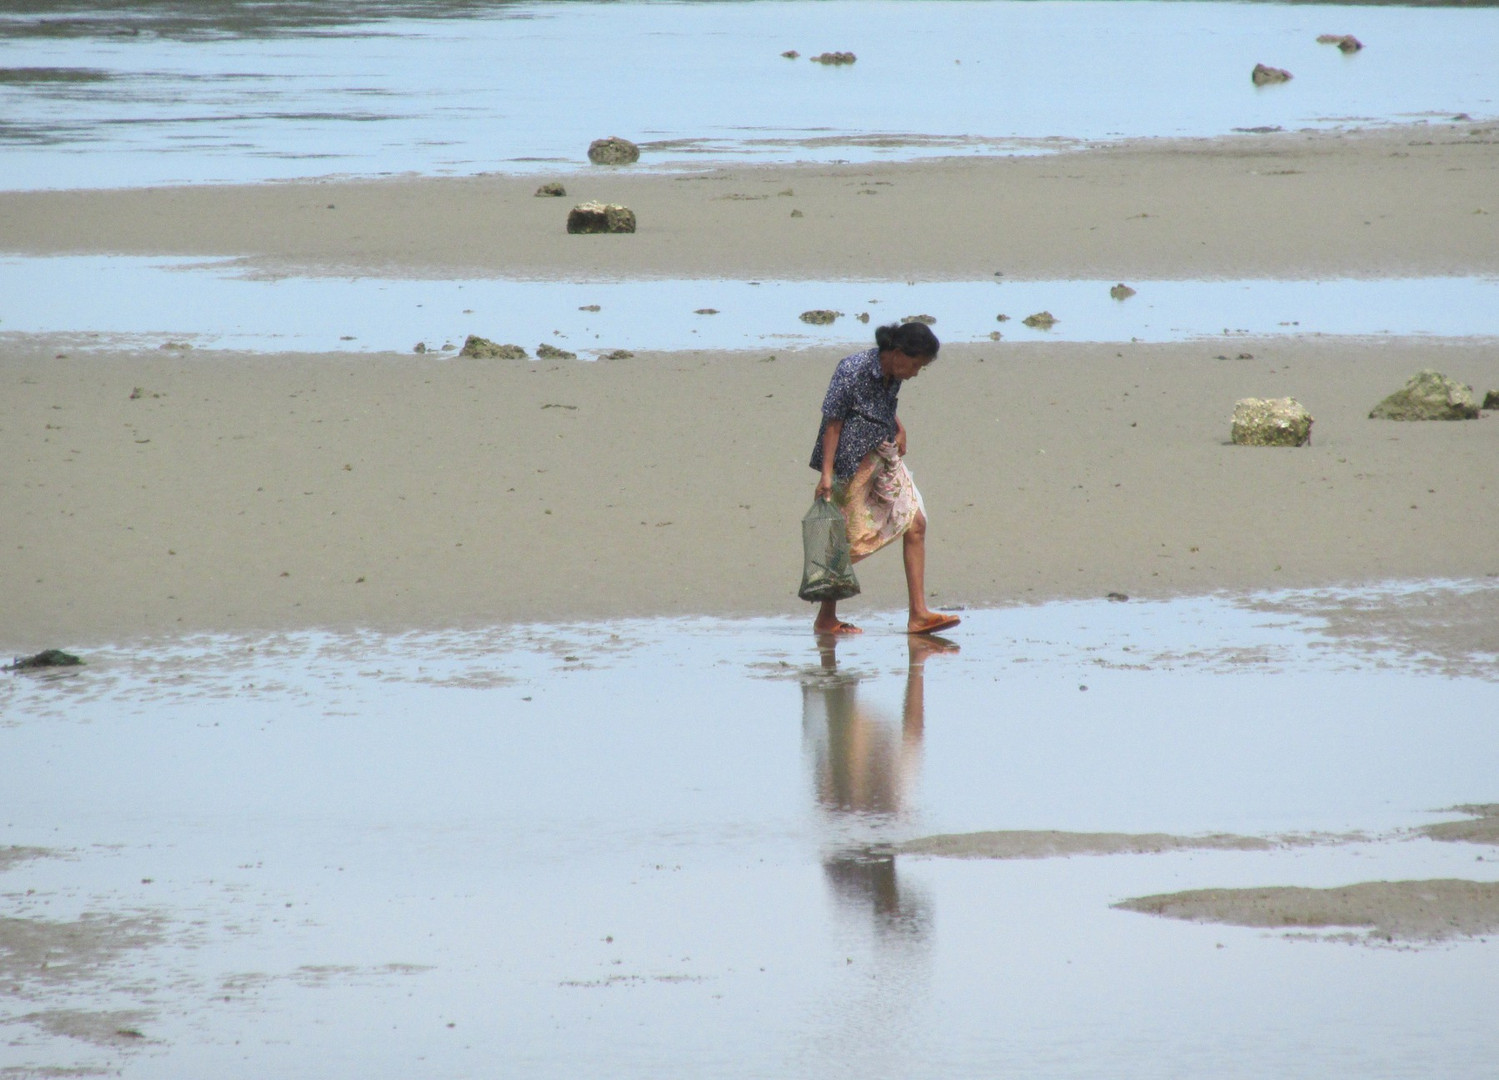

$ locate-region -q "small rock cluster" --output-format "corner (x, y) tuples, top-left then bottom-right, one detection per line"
(1316, 33), (1363, 53)
(799, 309), (841, 325)
(1251, 63), (1293, 86)
(1230, 369), (1487, 449)
(458, 336), (587, 361)
(810, 52), (856, 65)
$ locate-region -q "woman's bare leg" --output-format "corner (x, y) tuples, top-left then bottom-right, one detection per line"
(904, 510), (960, 633)
(903, 511), (935, 628)
(814, 599), (861, 634)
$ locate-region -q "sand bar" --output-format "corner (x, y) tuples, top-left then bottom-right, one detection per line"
(1, 126), (1496, 281)
(900, 829), (1280, 858)
(4, 334), (1498, 648)
(1115, 879), (1499, 943)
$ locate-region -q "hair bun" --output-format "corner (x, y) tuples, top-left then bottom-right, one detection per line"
(875, 320), (940, 358)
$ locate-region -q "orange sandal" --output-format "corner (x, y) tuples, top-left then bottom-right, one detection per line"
(909, 613), (960, 635)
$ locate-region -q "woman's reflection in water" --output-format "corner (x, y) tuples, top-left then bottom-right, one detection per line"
(802, 634), (958, 938)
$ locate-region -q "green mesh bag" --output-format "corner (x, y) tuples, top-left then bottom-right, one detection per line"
(798, 498), (860, 603)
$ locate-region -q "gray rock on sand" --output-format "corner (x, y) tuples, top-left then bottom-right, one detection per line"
(459, 335), (528, 360)
(1252, 63), (1293, 86)
(567, 201), (637, 234)
(536, 343), (577, 360)
(1369, 370), (1479, 421)
(1483, 390), (1499, 411)
(534, 182), (567, 197)
(587, 136), (639, 165)
(799, 309), (841, 325)
(1317, 33), (1363, 53)
(1232, 397), (1314, 447)
(1022, 311), (1057, 329)
(1110, 283), (1137, 300)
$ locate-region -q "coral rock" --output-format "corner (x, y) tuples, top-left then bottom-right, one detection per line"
(1369, 370), (1479, 421)
(567, 201), (637, 234)
(1232, 397), (1314, 447)
(1251, 64), (1293, 86)
(587, 136), (640, 165)
(459, 335), (528, 360)
(799, 309), (841, 325)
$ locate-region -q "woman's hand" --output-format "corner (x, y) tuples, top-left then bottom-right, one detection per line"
(895, 417), (908, 456)
(815, 474), (834, 501)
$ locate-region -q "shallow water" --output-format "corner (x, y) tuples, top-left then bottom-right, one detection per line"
(3, 586), (1497, 1077)
(1, 0), (1495, 189)
(5, 256), (1498, 352)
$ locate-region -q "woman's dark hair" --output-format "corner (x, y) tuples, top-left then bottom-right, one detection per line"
(875, 320), (940, 359)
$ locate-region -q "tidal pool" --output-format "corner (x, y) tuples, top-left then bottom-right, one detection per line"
(4, 256), (1498, 352)
(2, 585), (1497, 1077)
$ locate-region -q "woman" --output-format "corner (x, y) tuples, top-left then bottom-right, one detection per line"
(809, 321), (960, 636)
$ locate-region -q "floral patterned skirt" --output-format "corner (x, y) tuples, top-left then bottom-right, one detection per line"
(833, 441), (924, 562)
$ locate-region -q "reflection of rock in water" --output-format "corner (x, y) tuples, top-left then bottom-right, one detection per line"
(823, 848), (932, 938)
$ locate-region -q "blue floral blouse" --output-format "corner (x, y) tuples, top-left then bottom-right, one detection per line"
(809, 347), (900, 480)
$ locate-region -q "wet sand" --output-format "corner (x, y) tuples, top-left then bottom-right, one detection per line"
(1, 125), (1496, 282)
(902, 806), (1499, 863)
(1114, 880), (1499, 943)
(909, 805), (1499, 943)
(902, 830), (1292, 859)
(4, 334), (1498, 648)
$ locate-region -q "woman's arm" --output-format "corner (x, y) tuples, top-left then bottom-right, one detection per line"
(895, 415), (907, 456)
(815, 419), (843, 500)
